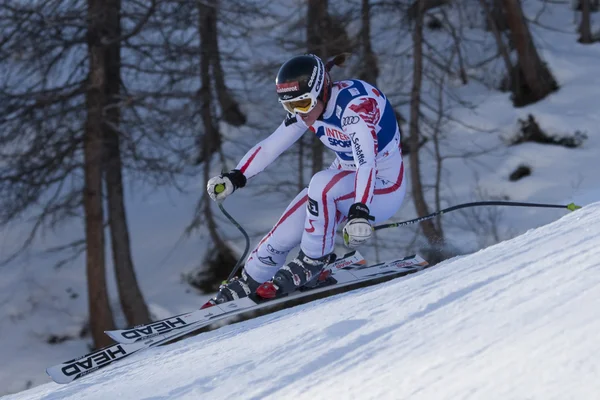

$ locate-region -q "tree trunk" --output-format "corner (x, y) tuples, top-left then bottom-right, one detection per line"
(479, 0), (518, 92)
(106, 135), (150, 326)
(85, 0), (116, 348)
(307, 0), (327, 175)
(501, 0), (558, 106)
(409, 0), (444, 247)
(579, 0), (594, 43)
(199, 10), (222, 250)
(483, 0), (509, 32)
(103, 0), (150, 326)
(201, 0), (246, 127)
(196, 0), (236, 288)
(359, 0), (379, 84)
(195, 0), (222, 164)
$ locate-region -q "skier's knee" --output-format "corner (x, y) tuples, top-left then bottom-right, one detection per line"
(307, 169), (335, 194)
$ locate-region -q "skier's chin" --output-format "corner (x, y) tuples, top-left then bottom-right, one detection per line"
(300, 113), (318, 126)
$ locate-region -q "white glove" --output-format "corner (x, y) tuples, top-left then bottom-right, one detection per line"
(207, 175), (235, 202)
(343, 202), (374, 248)
(343, 218), (373, 248)
(207, 170), (247, 202)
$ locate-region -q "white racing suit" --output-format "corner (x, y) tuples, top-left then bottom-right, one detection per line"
(236, 80), (406, 282)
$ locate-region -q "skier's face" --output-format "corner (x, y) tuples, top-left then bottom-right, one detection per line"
(299, 99), (324, 127)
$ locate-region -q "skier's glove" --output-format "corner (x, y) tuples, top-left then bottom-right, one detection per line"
(343, 202), (375, 248)
(207, 169), (247, 202)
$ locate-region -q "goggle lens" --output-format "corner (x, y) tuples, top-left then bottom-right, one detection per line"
(282, 98), (314, 114)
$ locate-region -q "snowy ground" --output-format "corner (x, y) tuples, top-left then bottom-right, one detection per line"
(5, 202), (600, 400)
(2, 1), (600, 397)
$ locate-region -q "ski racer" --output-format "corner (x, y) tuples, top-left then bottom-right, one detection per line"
(203, 53), (406, 306)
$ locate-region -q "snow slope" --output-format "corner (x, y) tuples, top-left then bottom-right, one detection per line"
(5, 202), (600, 400)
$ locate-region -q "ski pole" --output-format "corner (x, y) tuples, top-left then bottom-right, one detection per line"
(214, 183), (251, 281)
(374, 201), (581, 231)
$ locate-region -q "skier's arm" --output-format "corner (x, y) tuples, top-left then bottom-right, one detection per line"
(341, 100), (378, 206)
(207, 115), (306, 202)
(235, 115), (306, 179)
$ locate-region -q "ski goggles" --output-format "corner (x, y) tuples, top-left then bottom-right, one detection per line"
(279, 93), (318, 114)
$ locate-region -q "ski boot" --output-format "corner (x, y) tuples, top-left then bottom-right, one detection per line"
(256, 250), (336, 299)
(201, 269), (261, 309)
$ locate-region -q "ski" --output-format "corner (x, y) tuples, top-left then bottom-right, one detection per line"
(106, 252), (428, 345)
(47, 334), (160, 384)
(46, 251), (367, 384)
(47, 252), (429, 384)
(105, 251), (368, 344)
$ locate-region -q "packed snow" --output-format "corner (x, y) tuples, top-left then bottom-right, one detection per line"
(4, 202), (600, 399)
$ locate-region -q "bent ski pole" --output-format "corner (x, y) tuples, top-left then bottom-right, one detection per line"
(374, 201), (581, 231)
(214, 183), (251, 281)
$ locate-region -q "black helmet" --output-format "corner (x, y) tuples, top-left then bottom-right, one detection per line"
(275, 54), (331, 114)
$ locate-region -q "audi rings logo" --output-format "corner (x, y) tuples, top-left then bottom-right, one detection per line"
(342, 116), (360, 127)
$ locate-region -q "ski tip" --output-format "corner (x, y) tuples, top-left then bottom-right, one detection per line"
(566, 202), (582, 212)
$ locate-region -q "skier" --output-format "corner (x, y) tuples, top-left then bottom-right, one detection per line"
(202, 53), (406, 306)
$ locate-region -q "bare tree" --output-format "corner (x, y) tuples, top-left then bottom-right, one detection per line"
(0, 0), (198, 346)
(578, 0), (594, 43)
(408, 0), (445, 252)
(358, 0), (379, 84)
(0, 1), (119, 347)
(86, 0), (118, 347)
(205, 2), (246, 128)
(500, 0), (558, 106)
(483, 0), (510, 32)
(480, 0), (518, 92)
(195, 0), (223, 165)
(306, 0), (329, 176)
(185, 0), (248, 288)
(103, 0), (151, 326)
(306, 0), (353, 175)
(195, 0), (246, 164)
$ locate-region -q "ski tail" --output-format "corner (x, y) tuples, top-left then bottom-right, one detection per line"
(46, 341), (147, 384)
